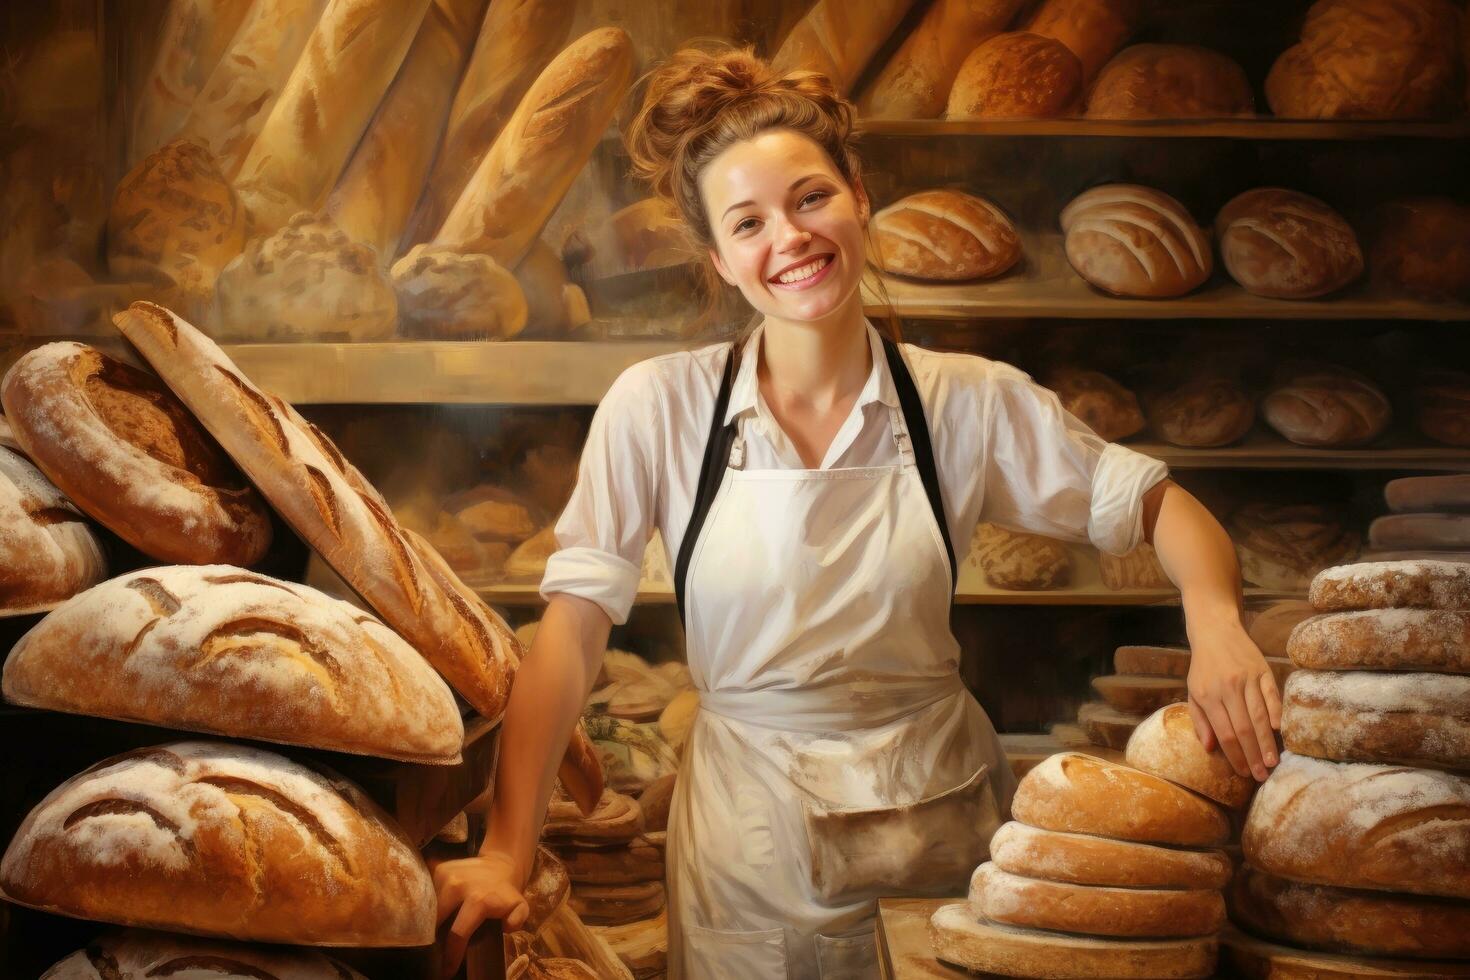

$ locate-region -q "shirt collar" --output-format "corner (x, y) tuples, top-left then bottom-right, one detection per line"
(722, 317), (899, 426)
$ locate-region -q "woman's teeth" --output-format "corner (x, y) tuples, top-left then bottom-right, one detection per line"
(775, 255), (831, 284)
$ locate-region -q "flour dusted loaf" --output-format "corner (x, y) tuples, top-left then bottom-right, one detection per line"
(0, 446), (105, 610)
(972, 522), (1072, 590)
(945, 32), (1084, 120)
(1215, 188), (1363, 299)
(769, 0), (917, 96)
(391, 244), (527, 340)
(0, 741), (435, 945)
(1283, 668), (1470, 771)
(989, 821), (1232, 890)
(1222, 927), (1470, 980)
(2, 342), (271, 565)
(1242, 751), (1470, 899)
(42, 928), (368, 979)
(1099, 542), (1172, 590)
(1012, 752), (1229, 846)
(1043, 366), (1144, 443)
(1061, 184), (1212, 298)
(970, 861), (1224, 938)
(2, 565), (463, 764)
(1289, 608), (1470, 673)
(1308, 559), (1470, 611)
(1127, 703), (1255, 808)
(1086, 44), (1253, 120)
(870, 189), (1021, 281)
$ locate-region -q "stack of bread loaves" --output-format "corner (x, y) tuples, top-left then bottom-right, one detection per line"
(932, 702), (1251, 978)
(1227, 558), (1470, 973)
(1370, 474), (1470, 560)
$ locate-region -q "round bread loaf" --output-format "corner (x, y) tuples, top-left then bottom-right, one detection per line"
(1242, 752), (1470, 898)
(871, 189), (1021, 281)
(1386, 475), (1470, 514)
(989, 821), (1232, 890)
(1127, 703), (1256, 808)
(543, 789), (644, 846)
(1261, 364), (1391, 447)
(970, 862), (1224, 939)
(1215, 189), (1363, 299)
(0, 741), (435, 945)
(1229, 866), (1470, 960)
(1092, 674), (1187, 715)
(1012, 752), (1230, 846)
(41, 929), (368, 979)
(946, 33), (1083, 120)
(1370, 197), (1470, 300)
(1023, 0), (1146, 82)
(0, 446), (105, 611)
(1232, 503), (1359, 593)
(1115, 644), (1191, 677)
(558, 836), (665, 885)
(1098, 542), (1172, 590)
(1247, 599), (1318, 658)
(1414, 370), (1470, 447)
(1077, 701), (1146, 749)
(1043, 367), (1144, 442)
(391, 243), (528, 339)
(973, 522), (1072, 590)
(1309, 559), (1470, 611)
(1370, 513), (1470, 551)
(1282, 668), (1470, 770)
(1086, 44), (1253, 119)
(569, 880), (665, 926)
(1146, 375), (1255, 448)
(1, 564), (464, 764)
(929, 903), (1218, 980)
(2, 343), (273, 566)
(1222, 926), (1470, 980)
(1061, 184), (1212, 298)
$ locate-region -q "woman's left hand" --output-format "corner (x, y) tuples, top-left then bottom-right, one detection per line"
(1184, 614), (1281, 782)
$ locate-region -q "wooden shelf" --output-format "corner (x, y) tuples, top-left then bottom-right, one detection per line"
(1131, 434), (1470, 472)
(860, 117), (1470, 141)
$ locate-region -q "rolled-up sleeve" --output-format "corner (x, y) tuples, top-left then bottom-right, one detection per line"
(540, 362), (663, 624)
(978, 364), (1168, 556)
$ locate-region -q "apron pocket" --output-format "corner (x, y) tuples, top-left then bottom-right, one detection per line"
(815, 927), (878, 979)
(802, 764), (999, 906)
(685, 924), (789, 979)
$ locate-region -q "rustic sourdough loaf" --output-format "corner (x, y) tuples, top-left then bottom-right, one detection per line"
(871, 189), (1021, 281)
(0, 446), (105, 610)
(1309, 559), (1470, 611)
(969, 861), (1225, 938)
(1127, 703), (1255, 808)
(989, 820), (1232, 890)
(1288, 607), (1470, 672)
(1061, 184), (1212, 298)
(1282, 668), (1470, 771)
(1215, 188), (1363, 299)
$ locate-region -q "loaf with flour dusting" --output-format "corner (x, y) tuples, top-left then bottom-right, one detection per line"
(871, 190), (1021, 281)
(0, 447), (105, 610)
(1127, 703), (1255, 808)
(1061, 184), (1212, 298)
(0, 741), (435, 945)
(1309, 559), (1470, 611)
(2, 565), (463, 764)
(969, 861), (1224, 938)
(1282, 668), (1470, 770)
(41, 928), (368, 979)
(1288, 607), (1470, 672)
(989, 821), (1232, 890)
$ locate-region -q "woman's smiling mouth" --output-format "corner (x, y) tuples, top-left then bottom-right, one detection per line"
(770, 253), (835, 289)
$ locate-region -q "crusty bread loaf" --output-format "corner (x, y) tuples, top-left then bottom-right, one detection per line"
(1216, 189), (1363, 299)
(1023, 0), (1143, 83)
(1261, 364), (1391, 448)
(1221, 926), (1470, 980)
(1012, 752), (1230, 846)
(1387, 475), (1470, 514)
(1099, 542), (1172, 590)
(2, 342), (272, 565)
(1289, 608), (1470, 673)
(946, 32), (1083, 119)
(325, 0), (487, 261)
(391, 244), (527, 340)
(1092, 674), (1187, 715)
(0, 446), (105, 611)
(1229, 865), (1470, 960)
(1145, 374), (1255, 448)
(556, 837), (664, 886)
(857, 0), (1026, 118)
(568, 880), (664, 927)
(1282, 668), (1470, 771)
(1309, 559), (1470, 611)
(973, 522), (1072, 590)
(1369, 197), (1470, 301)
(3, 564), (464, 764)
(970, 862), (1224, 939)
(1414, 370), (1470, 448)
(1115, 644), (1191, 677)
(1086, 44), (1253, 119)
(1127, 703), (1255, 808)
(1231, 504), (1359, 593)
(1043, 367), (1143, 442)
(1077, 700), (1145, 749)
(989, 821), (1232, 890)
(0, 741), (435, 945)
(1242, 752), (1470, 898)
(1247, 599), (1317, 658)
(435, 28), (633, 268)
(1371, 513), (1470, 551)
(871, 189), (1021, 281)
(516, 241), (591, 337)
(929, 903), (1217, 979)
(543, 790), (643, 846)
(42, 928), (368, 979)
(769, 0), (917, 95)
(1060, 184), (1212, 298)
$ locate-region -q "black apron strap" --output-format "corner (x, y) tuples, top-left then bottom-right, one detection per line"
(675, 342), (741, 627)
(882, 337), (957, 595)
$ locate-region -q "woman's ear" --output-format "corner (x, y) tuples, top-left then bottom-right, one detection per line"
(708, 245), (736, 287)
(852, 175), (872, 227)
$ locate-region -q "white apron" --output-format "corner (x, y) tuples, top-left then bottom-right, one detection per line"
(666, 344), (1012, 979)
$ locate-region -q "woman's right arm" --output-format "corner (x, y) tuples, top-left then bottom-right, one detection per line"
(433, 591), (612, 977)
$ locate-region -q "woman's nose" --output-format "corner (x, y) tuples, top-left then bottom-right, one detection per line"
(774, 217), (813, 252)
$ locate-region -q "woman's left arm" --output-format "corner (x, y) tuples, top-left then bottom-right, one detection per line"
(1142, 479), (1280, 781)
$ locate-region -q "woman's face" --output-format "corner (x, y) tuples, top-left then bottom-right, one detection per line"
(700, 129), (869, 324)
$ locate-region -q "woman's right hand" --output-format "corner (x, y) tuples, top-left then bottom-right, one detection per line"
(433, 849), (530, 978)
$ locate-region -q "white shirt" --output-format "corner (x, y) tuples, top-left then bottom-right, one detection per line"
(541, 319), (1170, 625)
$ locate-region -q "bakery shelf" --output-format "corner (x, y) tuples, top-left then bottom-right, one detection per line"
(859, 117), (1470, 141)
(1129, 435), (1470, 472)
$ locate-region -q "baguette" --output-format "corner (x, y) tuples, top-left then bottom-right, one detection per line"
(1024, 0), (1143, 83)
(769, 0), (919, 95)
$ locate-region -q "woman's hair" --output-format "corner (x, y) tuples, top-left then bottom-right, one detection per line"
(623, 42), (900, 340)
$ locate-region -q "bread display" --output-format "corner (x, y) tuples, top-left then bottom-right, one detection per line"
(1266, 0), (1463, 120)
(1261, 364), (1391, 447)
(970, 862), (1224, 938)
(1023, 0), (1143, 83)
(233, 0), (434, 236)
(434, 28), (634, 268)
(1230, 503), (1359, 592)
(0, 741), (435, 945)
(1414, 370), (1470, 447)
(1077, 700), (1145, 748)
(870, 189), (1021, 281)
(972, 522), (1072, 590)
(989, 821), (1232, 890)
(1387, 475), (1470, 514)
(3, 565), (464, 763)
(391, 244), (528, 340)
(1127, 703), (1255, 808)
(857, 0), (1026, 118)
(1145, 374), (1255, 448)
(41, 928), (368, 979)
(1091, 674), (1186, 715)
(0, 446), (106, 611)
(1042, 367), (1143, 442)
(1371, 513), (1470, 550)
(213, 213), (397, 342)
(946, 33), (1083, 120)
(1222, 927), (1470, 980)
(1215, 189), (1363, 299)
(1282, 668), (1470, 770)
(1086, 44), (1253, 120)
(1114, 644), (1191, 677)
(1308, 559), (1470, 611)
(1, 342), (272, 565)
(1245, 598), (1317, 658)
(1099, 542), (1172, 590)
(1060, 184), (1212, 298)
(769, 0), (917, 95)
(1369, 197), (1470, 301)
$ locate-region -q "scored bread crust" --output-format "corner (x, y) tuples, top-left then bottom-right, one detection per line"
(1309, 559), (1470, 611)
(871, 189), (1021, 281)
(1282, 668), (1470, 771)
(2, 342), (272, 565)
(1060, 184), (1212, 298)
(970, 861), (1225, 939)
(41, 927), (369, 979)
(1287, 608), (1470, 672)
(1215, 188), (1363, 299)
(989, 821), (1232, 890)
(2, 564), (464, 764)
(0, 447), (105, 610)
(0, 741), (435, 946)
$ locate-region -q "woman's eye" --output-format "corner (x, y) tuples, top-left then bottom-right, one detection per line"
(800, 190), (829, 207)
(734, 217), (759, 233)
